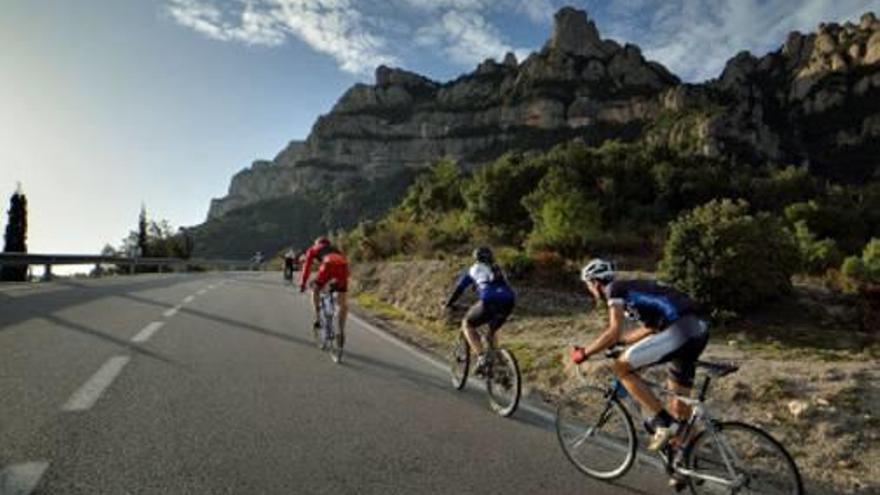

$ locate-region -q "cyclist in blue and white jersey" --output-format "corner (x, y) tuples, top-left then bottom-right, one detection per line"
(444, 247), (516, 376)
(570, 259), (709, 451)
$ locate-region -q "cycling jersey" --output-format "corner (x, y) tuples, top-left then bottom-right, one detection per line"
(603, 279), (697, 329)
(448, 262), (515, 305)
(300, 244), (349, 292)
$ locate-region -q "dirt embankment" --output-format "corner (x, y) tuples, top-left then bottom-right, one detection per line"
(351, 260), (880, 495)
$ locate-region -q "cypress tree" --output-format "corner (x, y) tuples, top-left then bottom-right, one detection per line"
(1, 183), (28, 282)
(137, 204), (148, 258)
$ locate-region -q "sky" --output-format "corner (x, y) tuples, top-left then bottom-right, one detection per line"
(1, 0), (876, 258)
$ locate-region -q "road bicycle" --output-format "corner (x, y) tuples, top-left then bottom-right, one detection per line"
(556, 346), (803, 494)
(313, 285), (344, 363)
(447, 309), (521, 417)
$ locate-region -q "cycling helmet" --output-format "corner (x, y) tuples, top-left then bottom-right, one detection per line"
(314, 236), (330, 247)
(581, 258), (615, 283)
(473, 246), (494, 264)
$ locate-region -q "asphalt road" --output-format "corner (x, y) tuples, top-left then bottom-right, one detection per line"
(1, 272), (670, 494)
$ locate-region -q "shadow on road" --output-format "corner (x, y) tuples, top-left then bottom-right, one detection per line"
(41, 314), (181, 366)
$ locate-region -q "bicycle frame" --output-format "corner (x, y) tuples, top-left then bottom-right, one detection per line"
(319, 291), (336, 341)
(576, 366), (748, 490)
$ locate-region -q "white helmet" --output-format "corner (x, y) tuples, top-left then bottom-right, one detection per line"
(581, 258), (615, 283)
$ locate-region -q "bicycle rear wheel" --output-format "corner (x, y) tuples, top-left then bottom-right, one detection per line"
(555, 386), (637, 480)
(486, 349), (521, 417)
(450, 333), (470, 390)
(685, 421), (803, 495)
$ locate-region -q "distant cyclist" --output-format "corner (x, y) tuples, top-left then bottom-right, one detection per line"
(283, 247), (297, 281)
(300, 237), (350, 335)
(444, 247), (516, 376)
(570, 259), (708, 451)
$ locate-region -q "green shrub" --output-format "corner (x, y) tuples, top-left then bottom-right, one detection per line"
(842, 239), (880, 287)
(495, 247), (534, 280)
(793, 221), (843, 275)
(400, 158), (464, 218)
(659, 199), (799, 314)
(523, 167), (602, 256)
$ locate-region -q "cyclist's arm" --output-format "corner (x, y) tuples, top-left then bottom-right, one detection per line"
(581, 304), (624, 358)
(445, 273), (473, 307)
(299, 248), (316, 291)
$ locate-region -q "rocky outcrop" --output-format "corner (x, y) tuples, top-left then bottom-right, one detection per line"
(206, 7), (679, 220)
(205, 8), (880, 227)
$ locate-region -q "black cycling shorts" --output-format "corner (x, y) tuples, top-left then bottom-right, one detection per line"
(465, 299), (514, 332)
(622, 314), (709, 387)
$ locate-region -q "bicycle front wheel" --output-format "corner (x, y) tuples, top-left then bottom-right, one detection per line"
(449, 333), (469, 390)
(555, 386), (637, 480)
(330, 327), (344, 364)
(486, 349), (521, 417)
(686, 421), (803, 495)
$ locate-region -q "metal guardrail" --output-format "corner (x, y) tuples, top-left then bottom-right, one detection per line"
(0, 253), (263, 281)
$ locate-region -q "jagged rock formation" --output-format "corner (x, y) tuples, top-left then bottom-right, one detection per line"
(199, 7), (880, 256)
(206, 7), (678, 221)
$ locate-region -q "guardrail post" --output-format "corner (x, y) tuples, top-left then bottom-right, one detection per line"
(43, 264), (53, 282)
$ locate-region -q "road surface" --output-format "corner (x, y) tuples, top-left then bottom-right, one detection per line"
(1, 272), (670, 494)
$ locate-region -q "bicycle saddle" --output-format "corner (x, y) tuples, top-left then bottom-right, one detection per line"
(695, 361), (739, 377)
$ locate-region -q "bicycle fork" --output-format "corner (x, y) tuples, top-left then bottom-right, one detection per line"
(670, 405), (747, 490)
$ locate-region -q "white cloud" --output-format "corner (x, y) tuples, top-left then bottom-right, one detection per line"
(416, 10), (529, 66)
(597, 0), (878, 81)
(167, 0), (398, 74)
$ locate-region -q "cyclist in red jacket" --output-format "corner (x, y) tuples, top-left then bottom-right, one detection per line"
(300, 237), (350, 333)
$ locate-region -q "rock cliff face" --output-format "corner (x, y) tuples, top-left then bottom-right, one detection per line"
(206, 7), (678, 220)
(200, 7), (880, 255)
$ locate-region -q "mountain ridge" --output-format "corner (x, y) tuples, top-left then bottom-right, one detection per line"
(195, 7), (880, 257)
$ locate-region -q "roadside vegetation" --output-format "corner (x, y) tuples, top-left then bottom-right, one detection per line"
(333, 139), (879, 493)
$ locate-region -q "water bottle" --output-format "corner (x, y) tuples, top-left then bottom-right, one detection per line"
(612, 377), (629, 398)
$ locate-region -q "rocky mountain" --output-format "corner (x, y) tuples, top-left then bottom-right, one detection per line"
(196, 7), (880, 257)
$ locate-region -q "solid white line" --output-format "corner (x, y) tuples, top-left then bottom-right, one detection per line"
(163, 306), (180, 318)
(183, 295), (195, 303)
(131, 321), (164, 343)
(348, 313), (557, 423)
(62, 356), (130, 412)
(0, 461), (49, 495)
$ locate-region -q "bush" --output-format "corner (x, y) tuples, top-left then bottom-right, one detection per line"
(842, 238), (880, 287)
(659, 199), (799, 314)
(793, 221), (843, 275)
(495, 247), (534, 280)
(523, 167), (602, 256)
(399, 158), (464, 218)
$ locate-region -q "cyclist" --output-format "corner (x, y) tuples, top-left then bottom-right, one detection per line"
(443, 247), (516, 376)
(300, 237), (350, 335)
(283, 247), (297, 281)
(570, 259), (708, 451)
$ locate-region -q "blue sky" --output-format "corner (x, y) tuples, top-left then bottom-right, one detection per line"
(1, 0), (875, 258)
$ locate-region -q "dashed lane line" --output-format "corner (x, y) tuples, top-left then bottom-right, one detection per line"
(0, 461), (49, 495)
(62, 356), (131, 412)
(131, 321), (164, 343)
(163, 306), (181, 318)
(183, 295), (195, 304)
(196, 289), (207, 295)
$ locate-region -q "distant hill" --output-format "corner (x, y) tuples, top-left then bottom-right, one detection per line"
(192, 7), (880, 257)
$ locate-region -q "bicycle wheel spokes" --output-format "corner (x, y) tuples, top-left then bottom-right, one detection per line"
(486, 349), (521, 417)
(555, 386), (637, 480)
(686, 422), (803, 495)
(449, 334), (469, 390)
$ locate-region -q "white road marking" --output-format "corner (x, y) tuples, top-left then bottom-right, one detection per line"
(196, 289), (207, 295)
(163, 306), (181, 318)
(62, 356), (131, 412)
(0, 461), (49, 495)
(207, 285), (216, 290)
(131, 321), (164, 343)
(348, 313), (557, 423)
(183, 295), (195, 303)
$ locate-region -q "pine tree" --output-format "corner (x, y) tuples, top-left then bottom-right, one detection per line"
(1, 183), (28, 282)
(137, 204), (148, 258)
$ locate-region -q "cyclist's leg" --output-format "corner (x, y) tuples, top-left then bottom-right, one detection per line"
(666, 317), (709, 420)
(486, 299), (514, 350)
(311, 262), (331, 325)
(463, 301), (489, 356)
(617, 326), (690, 419)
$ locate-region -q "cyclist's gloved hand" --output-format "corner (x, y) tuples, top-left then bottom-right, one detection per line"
(570, 346), (587, 365)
